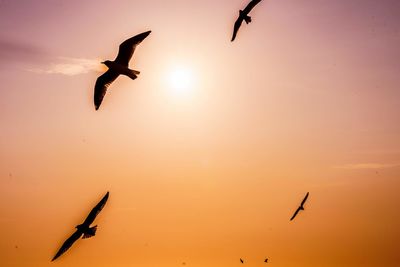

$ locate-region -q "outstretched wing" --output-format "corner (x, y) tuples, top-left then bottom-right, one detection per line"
(94, 70), (119, 110)
(114, 30), (151, 66)
(290, 207), (301, 221)
(52, 230), (82, 261)
(243, 0), (263, 14)
(301, 192), (309, 206)
(231, 17), (243, 41)
(82, 192), (109, 227)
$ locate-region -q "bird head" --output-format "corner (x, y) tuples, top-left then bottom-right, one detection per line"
(101, 60), (112, 67)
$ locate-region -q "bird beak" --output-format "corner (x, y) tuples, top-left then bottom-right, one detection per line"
(101, 61), (105, 64)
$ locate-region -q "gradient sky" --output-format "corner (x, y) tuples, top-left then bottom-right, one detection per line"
(1, 0), (400, 266)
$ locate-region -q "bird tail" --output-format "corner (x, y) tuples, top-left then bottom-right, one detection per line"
(244, 15), (252, 24)
(82, 225), (97, 239)
(125, 69), (139, 80)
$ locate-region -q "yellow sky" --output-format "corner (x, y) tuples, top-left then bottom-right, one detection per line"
(1, 0), (400, 266)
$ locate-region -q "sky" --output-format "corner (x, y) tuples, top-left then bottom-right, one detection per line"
(1, 0), (400, 266)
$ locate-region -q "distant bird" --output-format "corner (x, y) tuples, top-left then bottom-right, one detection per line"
(231, 0), (263, 41)
(94, 31), (151, 110)
(264, 258), (268, 263)
(240, 258), (244, 263)
(52, 192), (109, 261)
(290, 192), (309, 221)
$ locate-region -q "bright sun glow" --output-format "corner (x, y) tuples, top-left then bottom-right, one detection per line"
(168, 67), (195, 94)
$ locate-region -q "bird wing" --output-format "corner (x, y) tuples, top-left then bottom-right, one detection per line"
(243, 0), (263, 14)
(114, 30), (151, 66)
(82, 192), (109, 226)
(231, 17), (243, 41)
(290, 207), (301, 221)
(301, 192), (309, 206)
(94, 70), (119, 110)
(52, 230), (82, 261)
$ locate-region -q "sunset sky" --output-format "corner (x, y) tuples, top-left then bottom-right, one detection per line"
(1, 0), (400, 266)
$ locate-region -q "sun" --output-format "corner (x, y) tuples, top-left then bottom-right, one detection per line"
(167, 66), (195, 94)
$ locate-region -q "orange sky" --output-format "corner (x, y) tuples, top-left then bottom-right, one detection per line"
(1, 0), (400, 266)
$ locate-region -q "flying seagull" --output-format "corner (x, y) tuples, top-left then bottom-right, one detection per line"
(290, 192), (309, 221)
(94, 31), (151, 110)
(231, 0), (263, 41)
(240, 258), (244, 263)
(52, 192), (109, 261)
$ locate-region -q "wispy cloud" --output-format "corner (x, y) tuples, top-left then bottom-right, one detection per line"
(0, 39), (102, 76)
(335, 163), (400, 170)
(0, 39), (46, 65)
(29, 57), (104, 76)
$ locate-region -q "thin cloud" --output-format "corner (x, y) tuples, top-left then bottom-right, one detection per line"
(0, 39), (46, 65)
(29, 57), (104, 76)
(335, 163), (400, 170)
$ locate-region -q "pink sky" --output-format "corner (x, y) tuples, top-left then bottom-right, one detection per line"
(1, 0), (400, 266)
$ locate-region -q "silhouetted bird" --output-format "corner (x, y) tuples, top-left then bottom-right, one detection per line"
(264, 258), (268, 263)
(94, 31), (151, 110)
(231, 0), (263, 41)
(290, 192), (309, 221)
(52, 192), (109, 261)
(240, 258), (244, 263)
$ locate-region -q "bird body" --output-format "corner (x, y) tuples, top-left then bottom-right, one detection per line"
(102, 60), (140, 80)
(239, 10), (252, 24)
(231, 0), (263, 41)
(52, 192), (109, 261)
(77, 224), (97, 239)
(94, 30), (151, 110)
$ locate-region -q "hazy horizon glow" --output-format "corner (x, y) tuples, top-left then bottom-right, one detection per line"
(1, 0), (400, 266)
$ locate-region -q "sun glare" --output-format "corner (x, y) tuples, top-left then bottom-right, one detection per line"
(167, 67), (195, 94)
